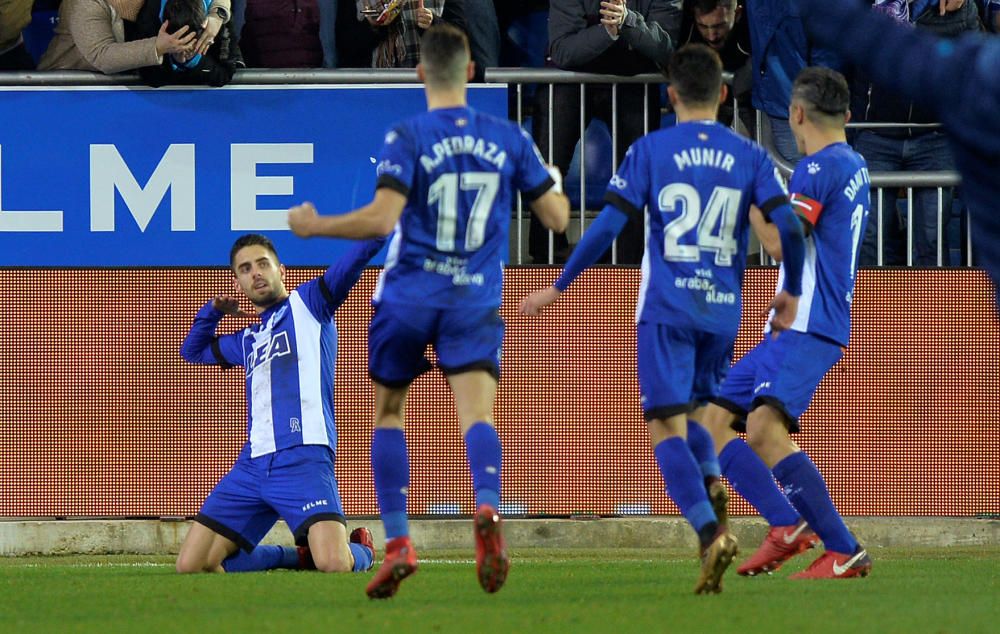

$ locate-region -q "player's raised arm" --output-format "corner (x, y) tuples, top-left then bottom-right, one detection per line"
(179, 296), (245, 367)
(288, 189), (406, 240)
(319, 236), (389, 310)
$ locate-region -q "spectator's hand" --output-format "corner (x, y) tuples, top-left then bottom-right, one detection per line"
(939, 0), (964, 15)
(212, 296), (247, 316)
(600, 0), (626, 38)
(288, 202), (319, 237)
(375, 0), (403, 25)
(416, 0), (433, 30)
(194, 13), (224, 56)
(155, 21), (197, 57)
(766, 290), (799, 337)
(519, 286), (562, 316)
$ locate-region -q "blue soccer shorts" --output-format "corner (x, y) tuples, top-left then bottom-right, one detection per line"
(712, 330), (844, 433)
(368, 301), (504, 387)
(637, 322), (733, 421)
(195, 444), (346, 551)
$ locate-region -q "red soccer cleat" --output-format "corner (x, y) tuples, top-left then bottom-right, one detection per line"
(297, 545), (316, 570)
(365, 536), (418, 599)
(694, 527), (739, 594)
(737, 520), (820, 576)
(474, 504), (510, 593)
(350, 527), (375, 572)
(791, 546), (872, 580)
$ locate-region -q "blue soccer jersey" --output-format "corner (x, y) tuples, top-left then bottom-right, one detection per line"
(606, 120), (790, 337)
(768, 143), (870, 346)
(371, 106), (554, 308)
(181, 239), (384, 458)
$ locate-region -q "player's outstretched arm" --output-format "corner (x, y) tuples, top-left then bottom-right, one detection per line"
(519, 204), (628, 316)
(179, 297), (245, 366)
(288, 188), (407, 240)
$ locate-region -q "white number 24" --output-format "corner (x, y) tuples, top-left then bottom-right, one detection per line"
(658, 183), (741, 266)
(429, 172), (500, 252)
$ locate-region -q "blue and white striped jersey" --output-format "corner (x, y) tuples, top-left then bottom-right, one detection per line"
(606, 120), (790, 338)
(181, 239), (384, 458)
(769, 142), (870, 346)
(372, 106), (554, 308)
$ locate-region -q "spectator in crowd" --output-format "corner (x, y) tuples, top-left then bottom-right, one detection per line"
(135, 0), (243, 86)
(745, 0), (839, 165)
(359, 0), (444, 68)
(233, 0), (333, 68)
(977, 0), (1000, 31)
(855, 0), (979, 266)
(495, 0), (549, 66)
(442, 0), (500, 80)
(37, 0), (227, 73)
(336, 0), (378, 66)
(0, 0), (35, 70)
(679, 0), (752, 133)
(532, 0), (682, 265)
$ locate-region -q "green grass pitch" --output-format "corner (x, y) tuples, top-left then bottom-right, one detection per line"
(1, 547), (996, 633)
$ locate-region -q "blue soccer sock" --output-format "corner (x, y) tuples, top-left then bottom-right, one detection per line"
(372, 427), (410, 541)
(222, 545), (299, 572)
(464, 422), (502, 510)
(686, 420), (721, 484)
(653, 437), (717, 545)
(349, 542), (374, 572)
(719, 438), (800, 526)
(772, 451), (858, 554)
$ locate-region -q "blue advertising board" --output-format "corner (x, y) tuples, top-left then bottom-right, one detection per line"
(0, 84), (507, 266)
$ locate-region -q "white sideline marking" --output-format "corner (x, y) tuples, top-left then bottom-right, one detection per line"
(19, 562), (166, 569)
(16, 557), (673, 568)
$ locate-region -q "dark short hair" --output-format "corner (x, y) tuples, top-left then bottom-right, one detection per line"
(792, 67), (851, 124)
(162, 0), (205, 36)
(420, 23), (471, 87)
(229, 234), (279, 269)
(691, 0), (736, 15)
(667, 44), (723, 105)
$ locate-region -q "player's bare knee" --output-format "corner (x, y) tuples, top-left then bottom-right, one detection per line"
(310, 549), (352, 573)
(175, 554), (209, 574)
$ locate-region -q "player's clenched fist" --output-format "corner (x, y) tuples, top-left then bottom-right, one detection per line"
(288, 202), (319, 237)
(519, 286), (561, 316)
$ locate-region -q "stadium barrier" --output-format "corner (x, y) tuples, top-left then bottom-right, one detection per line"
(1, 267), (996, 520)
(0, 70), (993, 523)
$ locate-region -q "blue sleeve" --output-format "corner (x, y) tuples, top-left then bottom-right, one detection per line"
(769, 205), (806, 297)
(602, 142), (649, 222)
(297, 237), (388, 319)
(553, 205), (629, 292)
(374, 124), (418, 197)
(514, 127), (556, 201)
(179, 302), (244, 367)
(752, 149), (791, 215)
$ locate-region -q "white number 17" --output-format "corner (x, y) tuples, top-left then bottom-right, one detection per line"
(429, 172), (500, 252)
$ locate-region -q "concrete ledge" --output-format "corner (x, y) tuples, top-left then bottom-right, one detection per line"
(1, 517), (996, 556)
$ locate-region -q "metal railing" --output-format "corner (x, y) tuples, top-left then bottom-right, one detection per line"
(487, 68), (738, 266)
